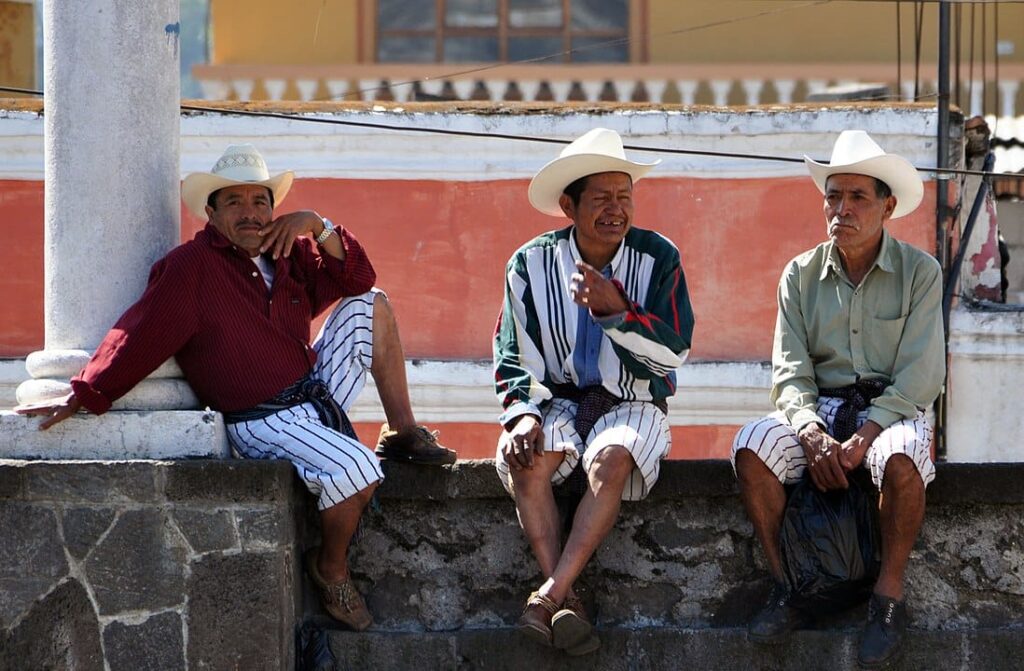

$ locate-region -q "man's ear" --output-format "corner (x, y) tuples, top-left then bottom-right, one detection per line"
(883, 195), (897, 220)
(205, 204), (215, 219)
(558, 193), (575, 220)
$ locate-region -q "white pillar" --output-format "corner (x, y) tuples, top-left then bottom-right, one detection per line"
(6, 0), (226, 458)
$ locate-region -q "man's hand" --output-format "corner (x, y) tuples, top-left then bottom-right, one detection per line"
(570, 261), (629, 317)
(839, 420), (882, 472)
(798, 423), (848, 491)
(499, 414), (544, 470)
(14, 392), (83, 430)
(259, 210), (324, 260)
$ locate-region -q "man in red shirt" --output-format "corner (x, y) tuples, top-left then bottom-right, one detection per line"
(16, 144), (455, 631)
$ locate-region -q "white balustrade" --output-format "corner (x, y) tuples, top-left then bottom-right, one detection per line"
(709, 79), (732, 106)
(675, 79), (698, 105)
(646, 79), (668, 103)
(263, 78), (287, 100)
(295, 79), (318, 101)
(774, 79), (796, 104)
(580, 79), (604, 102)
(326, 78), (350, 100)
(741, 79), (763, 105)
(231, 78), (254, 101)
(548, 80), (572, 102)
(451, 79), (475, 100)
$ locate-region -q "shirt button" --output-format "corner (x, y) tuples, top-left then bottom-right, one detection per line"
(852, 329), (859, 334)
(251, 271), (258, 277)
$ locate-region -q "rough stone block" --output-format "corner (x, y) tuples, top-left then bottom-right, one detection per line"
(104, 612), (185, 671)
(163, 459), (298, 504)
(458, 627), (632, 670)
(62, 507), (116, 560)
(237, 506), (295, 549)
(329, 631), (455, 670)
(187, 551), (293, 671)
(0, 504), (68, 627)
(0, 579), (103, 671)
(22, 461), (160, 503)
(0, 462), (24, 499)
(84, 509), (187, 615)
(173, 508), (239, 554)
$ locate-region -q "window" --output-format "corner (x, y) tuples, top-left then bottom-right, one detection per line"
(376, 0), (630, 64)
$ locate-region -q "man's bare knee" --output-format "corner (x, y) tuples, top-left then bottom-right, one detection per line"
(881, 453), (922, 492)
(588, 445), (633, 491)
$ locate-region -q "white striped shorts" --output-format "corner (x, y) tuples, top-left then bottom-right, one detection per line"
(495, 398), (672, 502)
(226, 290), (385, 510)
(731, 396), (936, 489)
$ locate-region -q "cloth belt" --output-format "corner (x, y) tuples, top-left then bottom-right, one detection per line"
(550, 383), (667, 496)
(817, 379), (889, 442)
(223, 374), (357, 440)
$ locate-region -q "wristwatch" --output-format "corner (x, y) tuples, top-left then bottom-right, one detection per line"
(315, 217), (335, 245)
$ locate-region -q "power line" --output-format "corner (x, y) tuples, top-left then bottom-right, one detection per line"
(0, 88), (1016, 181)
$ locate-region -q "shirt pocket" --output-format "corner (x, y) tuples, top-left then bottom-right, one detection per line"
(863, 313), (907, 375)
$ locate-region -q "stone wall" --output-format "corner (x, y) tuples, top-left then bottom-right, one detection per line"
(0, 460), (303, 671)
(3, 459), (1023, 670)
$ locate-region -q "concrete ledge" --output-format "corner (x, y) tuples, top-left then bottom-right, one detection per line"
(0, 410), (230, 459)
(327, 626), (1024, 670)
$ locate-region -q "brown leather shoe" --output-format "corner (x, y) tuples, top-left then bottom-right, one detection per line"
(517, 591), (559, 647)
(375, 424), (457, 465)
(304, 548), (373, 631)
(551, 593), (594, 652)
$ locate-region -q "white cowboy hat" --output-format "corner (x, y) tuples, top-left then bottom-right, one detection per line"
(804, 130), (923, 219)
(181, 144), (294, 221)
(528, 128), (661, 217)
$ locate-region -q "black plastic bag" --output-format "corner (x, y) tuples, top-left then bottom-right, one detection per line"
(780, 476), (880, 616)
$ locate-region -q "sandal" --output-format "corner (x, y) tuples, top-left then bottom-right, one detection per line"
(517, 591), (560, 647)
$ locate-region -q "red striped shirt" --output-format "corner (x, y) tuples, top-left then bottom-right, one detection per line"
(71, 224), (376, 413)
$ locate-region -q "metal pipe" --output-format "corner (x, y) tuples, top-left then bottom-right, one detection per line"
(936, 1), (951, 460)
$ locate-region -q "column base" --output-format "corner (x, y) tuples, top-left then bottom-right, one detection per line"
(0, 410), (229, 460)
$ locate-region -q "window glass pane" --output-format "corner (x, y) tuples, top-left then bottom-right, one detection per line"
(446, 0), (498, 28)
(179, 0), (210, 98)
(443, 36), (499, 62)
(509, 0), (562, 28)
(508, 37), (565, 63)
(378, 36), (436, 63)
(378, 0), (436, 30)
(570, 36), (628, 63)
(570, 0), (627, 30)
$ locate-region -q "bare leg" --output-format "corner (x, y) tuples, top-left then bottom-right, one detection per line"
(874, 454), (925, 600)
(541, 446), (633, 604)
(318, 481), (378, 583)
(510, 452), (566, 578)
(369, 292), (416, 431)
(735, 448), (788, 582)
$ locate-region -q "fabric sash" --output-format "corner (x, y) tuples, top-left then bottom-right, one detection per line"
(223, 374), (357, 440)
(817, 379), (889, 442)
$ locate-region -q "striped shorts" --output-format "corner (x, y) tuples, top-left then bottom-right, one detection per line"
(731, 396), (936, 489)
(226, 290), (384, 510)
(495, 398), (671, 502)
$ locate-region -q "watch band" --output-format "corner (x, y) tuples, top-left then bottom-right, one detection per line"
(315, 217), (335, 245)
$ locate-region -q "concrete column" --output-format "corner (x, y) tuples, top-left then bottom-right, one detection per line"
(5, 0), (226, 458)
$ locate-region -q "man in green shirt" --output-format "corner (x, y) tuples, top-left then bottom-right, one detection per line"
(732, 130), (944, 669)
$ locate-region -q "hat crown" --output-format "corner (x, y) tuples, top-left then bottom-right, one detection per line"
(828, 130), (887, 166)
(560, 127), (628, 161)
(210, 144), (271, 182)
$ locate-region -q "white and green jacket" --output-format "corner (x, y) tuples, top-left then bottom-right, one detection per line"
(494, 225), (695, 427)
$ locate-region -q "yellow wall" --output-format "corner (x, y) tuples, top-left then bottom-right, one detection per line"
(211, 0), (359, 64)
(0, 1), (35, 90)
(649, 1), (1024, 65)
(209, 0), (1024, 68)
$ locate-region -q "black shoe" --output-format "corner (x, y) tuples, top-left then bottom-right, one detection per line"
(857, 594), (908, 669)
(747, 582), (810, 643)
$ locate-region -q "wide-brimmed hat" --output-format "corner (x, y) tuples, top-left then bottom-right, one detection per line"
(181, 144), (294, 220)
(528, 128), (660, 217)
(804, 130), (923, 219)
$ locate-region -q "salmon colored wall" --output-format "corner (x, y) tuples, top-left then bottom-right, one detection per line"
(1, 176), (937, 360)
(352, 422), (741, 461)
(0, 180), (43, 356)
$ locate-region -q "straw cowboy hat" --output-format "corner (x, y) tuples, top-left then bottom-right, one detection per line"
(181, 144), (294, 221)
(804, 130), (923, 219)
(528, 128), (661, 217)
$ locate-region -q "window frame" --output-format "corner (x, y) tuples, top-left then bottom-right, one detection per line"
(363, 0), (646, 64)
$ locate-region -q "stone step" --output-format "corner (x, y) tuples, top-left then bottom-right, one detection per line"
(324, 626), (1021, 670)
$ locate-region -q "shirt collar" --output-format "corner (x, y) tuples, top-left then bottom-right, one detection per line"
(820, 228), (895, 281)
(569, 227), (626, 274)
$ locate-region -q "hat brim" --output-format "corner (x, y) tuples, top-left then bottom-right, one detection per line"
(181, 171), (294, 221)
(528, 153), (660, 217)
(803, 154), (923, 219)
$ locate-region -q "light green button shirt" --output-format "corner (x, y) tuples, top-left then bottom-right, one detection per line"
(771, 229), (946, 432)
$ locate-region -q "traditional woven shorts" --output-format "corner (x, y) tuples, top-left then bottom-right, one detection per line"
(730, 396), (936, 489)
(226, 289), (385, 510)
(495, 397), (672, 502)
